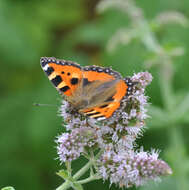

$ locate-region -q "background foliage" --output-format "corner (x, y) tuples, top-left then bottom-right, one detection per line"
(1, 0), (189, 190)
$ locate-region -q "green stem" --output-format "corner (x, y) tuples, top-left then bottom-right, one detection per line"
(73, 161), (92, 180)
(65, 161), (72, 177)
(56, 151), (102, 190)
(159, 61), (174, 112)
(76, 175), (101, 185)
(125, 0), (175, 111)
(56, 161), (92, 190)
(123, 0), (162, 53)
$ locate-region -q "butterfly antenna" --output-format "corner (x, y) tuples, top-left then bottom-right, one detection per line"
(33, 103), (58, 107)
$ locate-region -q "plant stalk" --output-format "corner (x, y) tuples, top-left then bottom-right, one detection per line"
(56, 161), (92, 190)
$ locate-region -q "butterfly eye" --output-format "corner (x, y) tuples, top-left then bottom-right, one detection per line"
(61, 71), (65, 74)
(67, 72), (71, 76)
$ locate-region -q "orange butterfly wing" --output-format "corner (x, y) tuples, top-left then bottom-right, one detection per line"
(40, 57), (82, 96)
(40, 57), (133, 120)
(79, 66), (129, 120)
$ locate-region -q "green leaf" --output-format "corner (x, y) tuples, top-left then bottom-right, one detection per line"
(56, 170), (70, 180)
(1, 187), (15, 190)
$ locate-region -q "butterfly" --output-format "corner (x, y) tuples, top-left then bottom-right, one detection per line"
(40, 57), (134, 121)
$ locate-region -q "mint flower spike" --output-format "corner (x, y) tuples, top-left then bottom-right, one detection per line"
(56, 72), (172, 189)
(56, 127), (97, 162)
(98, 149), (172, 188)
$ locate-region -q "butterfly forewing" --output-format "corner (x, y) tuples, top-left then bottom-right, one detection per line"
(40, 57), (82, 96)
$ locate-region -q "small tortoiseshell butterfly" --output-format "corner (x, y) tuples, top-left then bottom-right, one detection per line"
(40, 57), (134, 121)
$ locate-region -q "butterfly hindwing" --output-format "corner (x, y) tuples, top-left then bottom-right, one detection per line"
(79, 80), (128, 120)
(80, 101), (121, 120)
(78, 66), (129, 120)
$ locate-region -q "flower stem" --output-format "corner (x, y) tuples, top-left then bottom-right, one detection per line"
(56, 161), (92, 190)
(56, 151), (102, 190)
(125, 0), (175, 111)
(65, 161), (72, 177)
(76, 175), (101, 185)
(159, 61), (174, 112)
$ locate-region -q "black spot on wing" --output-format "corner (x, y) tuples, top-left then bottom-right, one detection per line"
(60, 86), (70, 92)
(71, 78), (79, 85)
(51, 75), (62, 87)
(45, 67), (54, 76)
(83, 78), (92, 86)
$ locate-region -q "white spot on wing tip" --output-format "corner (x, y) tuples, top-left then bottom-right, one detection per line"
(43, 64), (49, 71)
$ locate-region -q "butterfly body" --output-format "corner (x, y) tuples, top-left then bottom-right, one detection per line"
(40, 57), (133, 121)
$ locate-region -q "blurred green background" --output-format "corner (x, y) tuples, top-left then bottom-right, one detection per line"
(1, 0), (189, 190)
